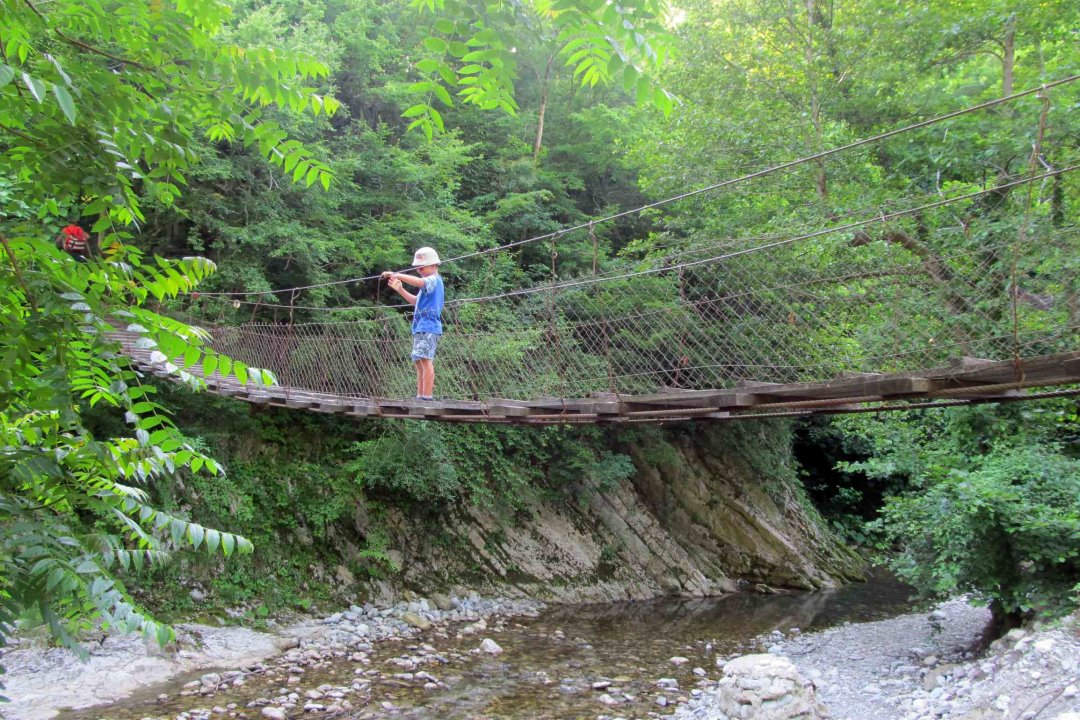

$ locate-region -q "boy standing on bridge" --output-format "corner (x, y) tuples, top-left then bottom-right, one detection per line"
(383, 247), (444, 401)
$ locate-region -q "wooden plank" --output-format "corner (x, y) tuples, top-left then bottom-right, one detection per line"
(486, 399), (534, 417)
(628, 390), (759, 410)
(746, 376), (934, 402)
(949, 356), (997, 369)
(835, 371), (882, 379)
(736, 379), (781, 389)
(564, 397), (623, 415)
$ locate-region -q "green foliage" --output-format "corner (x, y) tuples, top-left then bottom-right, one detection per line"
(404, 0), (676, 138)
(1, 0), (340, 667)
(347, 422), (634, 508)
(841, 404), (1080, 618)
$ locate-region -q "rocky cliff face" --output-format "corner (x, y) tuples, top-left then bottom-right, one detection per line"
(348, 423), (864, 604)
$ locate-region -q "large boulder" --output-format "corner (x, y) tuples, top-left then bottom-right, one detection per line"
(714, 654), (826, 719)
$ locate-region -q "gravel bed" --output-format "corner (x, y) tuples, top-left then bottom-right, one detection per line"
(667, 598), (1080, 720)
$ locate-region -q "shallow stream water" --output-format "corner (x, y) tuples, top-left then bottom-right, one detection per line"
(62, 572), (914, 720)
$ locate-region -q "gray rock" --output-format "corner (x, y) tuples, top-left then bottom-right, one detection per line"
(260, 708), (287, 720)
(431, 593), (454, 611)
(401, 612), (432, 630)
(479, 638), (503, 655)
(713, 654), (826, 719)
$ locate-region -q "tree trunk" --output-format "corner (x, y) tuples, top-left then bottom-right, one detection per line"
(532, 53), (555, 164)
(1002, 14), (1016, 98)
(805, 0), (828, 201)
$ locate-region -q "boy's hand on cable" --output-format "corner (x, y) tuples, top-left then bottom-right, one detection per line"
(381, 271), (394, 280)
(387, 277), (402, 291)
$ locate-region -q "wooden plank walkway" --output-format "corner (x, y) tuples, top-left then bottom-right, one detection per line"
(112, 332), (1080, 424)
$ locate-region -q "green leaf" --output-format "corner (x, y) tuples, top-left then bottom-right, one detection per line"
(432, 83), (453, 107)
(416, 58), (440, 74)
(422, 37), (448, 53)
(23, 73), (46, 103)
(205, 528), (221, 556)
(187, 523), (205, 550)
(0, 64), (14, 87)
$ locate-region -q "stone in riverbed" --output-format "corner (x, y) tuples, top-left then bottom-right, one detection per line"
(670, 656), (690, 666)
(402, 612), (432, 630)
(432, 593), (454, 611)
(480, 638), (503, 654)
(715, 654), (826, 719)
(260, 708), (287, 720)
(592, 681), (612, 690)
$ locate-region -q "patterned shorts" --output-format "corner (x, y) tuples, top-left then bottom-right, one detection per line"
(411, 332), (439, 361)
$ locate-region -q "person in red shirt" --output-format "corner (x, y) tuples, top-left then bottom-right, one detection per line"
(59, 225), (90, 261)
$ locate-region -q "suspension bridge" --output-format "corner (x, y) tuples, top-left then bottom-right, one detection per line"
(119, 79), (1080, 424)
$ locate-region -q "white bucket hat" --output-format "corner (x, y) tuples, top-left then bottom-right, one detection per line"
(412, 246), (441, 267)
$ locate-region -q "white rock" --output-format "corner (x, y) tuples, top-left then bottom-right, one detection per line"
(670, 656), (690, 666)
(479, 638), (503, 655)
(260, 708), (287, 720)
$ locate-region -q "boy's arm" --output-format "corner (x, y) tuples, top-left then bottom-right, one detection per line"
(382, 271), (426, 288)
(388, 277), (417, 305)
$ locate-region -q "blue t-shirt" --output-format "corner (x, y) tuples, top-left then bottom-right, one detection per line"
(412, 274), (444, 335)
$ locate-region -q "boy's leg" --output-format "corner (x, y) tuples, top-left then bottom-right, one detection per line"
(414, 360), (424, 397)
(419, 359), (435, 398)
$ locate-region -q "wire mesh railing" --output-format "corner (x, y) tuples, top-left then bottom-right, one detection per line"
(200, 218), (1080, 403)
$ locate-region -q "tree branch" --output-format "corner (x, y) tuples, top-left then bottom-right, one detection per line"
(22, 0), (152, 71)
(850, 227), (972, 316)
(1, 232), (39, 313)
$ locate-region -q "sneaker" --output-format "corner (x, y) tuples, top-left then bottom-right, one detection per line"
(420, 396), (435, 401)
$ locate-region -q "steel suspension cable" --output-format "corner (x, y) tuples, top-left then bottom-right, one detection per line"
(194, 75), (1079, 301)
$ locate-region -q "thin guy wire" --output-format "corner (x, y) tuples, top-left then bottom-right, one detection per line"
(193, 75), (1079, 300)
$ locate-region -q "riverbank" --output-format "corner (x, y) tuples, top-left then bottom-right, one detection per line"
(0, 595), (543, 720)
(672, 598), (1080, 720)
(7, 587), (1076, 720)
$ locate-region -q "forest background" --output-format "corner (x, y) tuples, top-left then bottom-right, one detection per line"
(1, 0), (1079, 662)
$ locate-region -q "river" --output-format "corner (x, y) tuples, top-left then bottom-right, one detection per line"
(59, 572), (913, 720)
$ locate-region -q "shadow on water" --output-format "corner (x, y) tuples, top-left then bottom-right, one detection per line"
(62, 570), (914, 720)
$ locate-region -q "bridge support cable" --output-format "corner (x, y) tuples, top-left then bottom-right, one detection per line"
(190, 75), (1080, 305)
